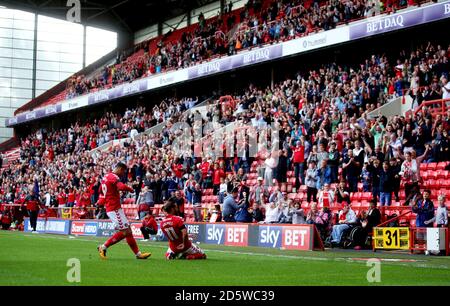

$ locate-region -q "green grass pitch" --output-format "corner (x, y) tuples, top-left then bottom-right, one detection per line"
(1, 231), (449, 286)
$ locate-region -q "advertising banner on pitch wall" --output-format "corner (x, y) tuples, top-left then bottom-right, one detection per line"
(21, 219), (318, 251)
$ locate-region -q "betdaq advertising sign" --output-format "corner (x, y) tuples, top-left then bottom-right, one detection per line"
(205, 224), (226, 245)
(71, 221), (98, 236)
(349, 1), (450, 40)
(231, 44), (283, 69)
(281, 226), (312, 251)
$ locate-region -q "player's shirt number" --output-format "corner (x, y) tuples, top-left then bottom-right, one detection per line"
(164, 227), (179, 240)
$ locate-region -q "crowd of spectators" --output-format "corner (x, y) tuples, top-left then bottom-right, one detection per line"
(60, 0), (431, 101)
(1, 40), (449, 248)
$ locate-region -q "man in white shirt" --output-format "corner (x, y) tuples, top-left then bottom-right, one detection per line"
(330, 203), (357, 245)
(441, 76), (450, 105)
(262, 202), (280, 224)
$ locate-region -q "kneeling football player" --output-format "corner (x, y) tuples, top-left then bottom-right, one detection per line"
(160, 199), (206, 260)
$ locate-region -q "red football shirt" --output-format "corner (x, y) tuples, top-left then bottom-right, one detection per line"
(291, 145), (305, 163)
(97, 172), (134, 212)
(160, 214), (192, 253)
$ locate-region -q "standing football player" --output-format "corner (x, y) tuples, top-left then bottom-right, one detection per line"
(97, 162), (151, 260)
(160, 199), (206, 260)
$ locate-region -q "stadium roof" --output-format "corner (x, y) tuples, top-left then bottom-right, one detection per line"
(0, 0), (216, 34)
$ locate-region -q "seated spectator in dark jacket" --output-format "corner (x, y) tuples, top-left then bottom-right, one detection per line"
(140, 213), (158, 241)
(362, 200), (381, 234)
(250, 203), (265, 223)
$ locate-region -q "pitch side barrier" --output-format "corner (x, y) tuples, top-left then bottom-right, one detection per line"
(22, 218), (324, 251)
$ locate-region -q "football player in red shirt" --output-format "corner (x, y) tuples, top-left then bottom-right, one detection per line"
(97, 162), (151, 260)
(160, 199), (206, 260)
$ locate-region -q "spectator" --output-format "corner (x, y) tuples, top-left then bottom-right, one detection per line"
(235, 191), (252, 223)
(262, 202), (281, 224)
(305, 161), (318, 203)
(425, 195), (448, 228)
(335, 181), (351, 205)
(190, 183), (203, 222)
(173, 191), (185, 219)
(361, 199), (381, 235)
(218, 176), (228, 204)
(289, 202), (306, 224)
(399, 147), (430, 200)
(343, 149), (361, 192)
(222, 188), (246, 222)
(1, 209), (12, 230)
(291, 140), (305, 188)
(316, 160), (332, 190)
(140, 213), (158, 242)
(250, 177), (268, 205)
(250, 202), (265, 223)
(318, 183), (334, 208)
(412, 190), (435, 228)
(137, 186), (153, 219)
(306, 203), (319, 225)
(379, 161), (394, 207)
(329, 203), (357, 246)
(209, 204), (223, 223)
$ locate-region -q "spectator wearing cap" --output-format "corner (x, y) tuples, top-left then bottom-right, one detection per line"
(223, 188), (246, 222)
(250, 177), (268, 205)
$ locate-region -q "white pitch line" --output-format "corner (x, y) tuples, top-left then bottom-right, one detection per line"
(15, 233), (450, 270)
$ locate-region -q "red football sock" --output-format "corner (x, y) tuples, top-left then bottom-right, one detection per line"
(126, 234), (139, 255)
(104, 231), (126, 248)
